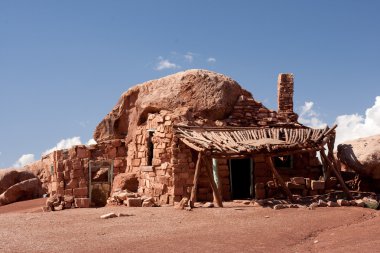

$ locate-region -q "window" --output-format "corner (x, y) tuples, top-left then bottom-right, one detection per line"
(147, 130), (155, 166)
(274, 155), (293, 169)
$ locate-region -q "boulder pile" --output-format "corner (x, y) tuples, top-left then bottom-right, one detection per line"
(108, 189), (159, 207)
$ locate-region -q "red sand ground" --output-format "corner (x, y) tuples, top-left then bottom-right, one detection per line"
(0, 199), (379, 253)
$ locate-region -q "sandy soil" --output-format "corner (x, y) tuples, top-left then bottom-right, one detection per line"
(0, 199), (379, 253)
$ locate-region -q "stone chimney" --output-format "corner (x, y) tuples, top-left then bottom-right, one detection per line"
(277, 73), (298, 122)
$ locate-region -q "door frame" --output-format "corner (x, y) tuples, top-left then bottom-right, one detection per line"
(229, 158), (254, 199)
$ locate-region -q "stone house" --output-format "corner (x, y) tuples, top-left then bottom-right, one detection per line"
(43, 69), (343, 208)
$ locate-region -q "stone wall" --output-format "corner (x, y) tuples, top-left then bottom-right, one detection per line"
(48, 140), (128, 208)
(126, 110), (175, 205)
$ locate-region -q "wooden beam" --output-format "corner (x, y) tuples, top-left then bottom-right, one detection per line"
(189, 152), (202, 208)
(266, 156), (294, 201)
(320, 151), (353, 200)
(202, 156), (223, 207)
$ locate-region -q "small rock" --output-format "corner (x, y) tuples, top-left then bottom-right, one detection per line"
(203, 202), (214, 208)
(242, 201), (251, 205)
(54, 204), (63, 211)
(264, 215), (270, 218)
(100, 213), (117, 219)
(327, 201), (340, 207)
(362, 197), (379, 210)
(142, 201), (155, 207)
(309, 203), (318, 210)
(314, 240), (319, 244)
(117, 213), (132, 217)
(355, 199), (365, 207)
(337, 199), (350, 206)
(288, 204), (299, 208)
(273, 204), (286, 210)
(318, 200), (328, 207)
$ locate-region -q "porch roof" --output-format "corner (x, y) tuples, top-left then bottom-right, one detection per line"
(174, 125), (336, 157)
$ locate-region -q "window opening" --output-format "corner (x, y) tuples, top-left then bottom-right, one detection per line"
(147, 130), (155, 166)
(274, 155), (293, 169)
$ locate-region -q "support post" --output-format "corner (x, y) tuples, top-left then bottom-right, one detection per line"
(320, 151), (353, 200)
(202, 156), (223, 207)
(212, 158), (222, 199)
(189, 152), (202, 208)
(266, 156), (294, 201)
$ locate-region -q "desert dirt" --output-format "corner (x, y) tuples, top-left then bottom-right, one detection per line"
(0, 199), (379, 253)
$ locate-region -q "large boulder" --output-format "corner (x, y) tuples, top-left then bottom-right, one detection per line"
(0, 169), (37, 194)
(93, 69), (252, 142)
(337, 134), (380, 179)
(0, 178), (43, 206)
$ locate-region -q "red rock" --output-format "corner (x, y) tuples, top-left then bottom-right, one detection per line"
(311, 180), (325, 190)
(93, 69), (254, 142)
(74, 198), (90, 208)
(73, 187), (88, 198)
(0, 178), (43, 205)
(112, 173), (138, 193)
(126, 198), (142, 207)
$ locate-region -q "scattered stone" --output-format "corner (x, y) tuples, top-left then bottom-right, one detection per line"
(117, 213), (132, 217)
(273, 204), (286, 210)
(355, 199), (365, 207)
(100, 213), (118, 219)
(318, 200), (328, 207)
(337, 199), (350, 206)
(264, 216), (270, 218)
(309, 203), (318, 210)
(291, 177), (305, 185)
(202, 202), (214, 208)
(125, 197), (142, 207)
(327, 201), (340, 207)
(311, 180), (325, 190)
(362, 197), (379, 210)
(288, 204), (299, 208)
(242, 200), (251, 205)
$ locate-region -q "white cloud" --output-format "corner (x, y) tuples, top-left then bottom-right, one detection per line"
(207, 57), (216, 64)
(13, 154), (35, 168)
(43, 136), (82, 155)
(86, 138), (97, 145)
(297, 101), (327, 128)
(155, 57), (180, 71)
(184, 52), (194, 63)
(335, 96), (380, 145)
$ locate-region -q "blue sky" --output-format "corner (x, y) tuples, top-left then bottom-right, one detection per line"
(1, 0), (380, 168)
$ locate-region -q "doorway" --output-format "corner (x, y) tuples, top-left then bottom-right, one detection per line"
(229, 158), (254, 199)
(89, 160), (113, 207)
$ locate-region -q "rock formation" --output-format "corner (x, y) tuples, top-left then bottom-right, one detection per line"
(0, 178), (43, 205)
(337, 134), (380, 191)
(93, 69), (252, 142)
(337, 134), (380, 179)
(0, 169), (37, 194)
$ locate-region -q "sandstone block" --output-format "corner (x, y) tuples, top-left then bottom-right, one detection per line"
(73, 187), (88, 198)
(327, 201), (340, 207)
(74, 198), (90, 208)
(64, 189), (73, 196)
(286, 182), (305, 190)
(291, 177), (305, 185)
(77, 147), (90, 159)
(311, 180), (325, 190)
(126, 198), (142, 207)
(114, 159), (124, 168)
(66, 179), (79, 189)
(337, 199), (350, 206)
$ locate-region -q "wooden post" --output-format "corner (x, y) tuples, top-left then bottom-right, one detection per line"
(266, 156), (294, 201)
(189, 152), (202, 208)
(320, 151), (353, 200)
(202, 156), (223, 207)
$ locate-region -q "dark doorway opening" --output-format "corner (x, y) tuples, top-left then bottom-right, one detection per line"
(229, 158), (253, 199)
